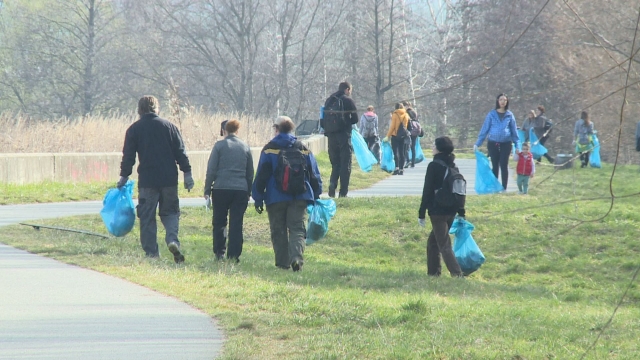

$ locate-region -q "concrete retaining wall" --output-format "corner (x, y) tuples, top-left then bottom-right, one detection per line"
(0, 135), (327, 184)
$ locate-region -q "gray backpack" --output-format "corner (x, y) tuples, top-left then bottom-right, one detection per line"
(361, 115), (377, 137)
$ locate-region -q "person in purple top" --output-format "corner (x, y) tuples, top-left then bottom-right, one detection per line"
(473, 93), (520, 190)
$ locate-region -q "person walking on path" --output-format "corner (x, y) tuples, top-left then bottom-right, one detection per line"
(323, 81), (358, 198)
(359, 105), (379, 151)
(118, 95), (193, 263)
(418, 136), (464, 277)
(252, 116), (323, 271)
(474, 93), (520, 190)
(513, 142), (535, 194)
(403, 100), (421, 168)
(204, 119), (254, 263)
(385, 103), (411, 175)
(573, 111), (595, 168)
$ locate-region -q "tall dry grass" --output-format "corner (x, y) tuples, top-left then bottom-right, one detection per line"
(0, 109), (276, 153)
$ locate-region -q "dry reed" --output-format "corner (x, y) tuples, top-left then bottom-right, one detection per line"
(0, 110), (276, 153)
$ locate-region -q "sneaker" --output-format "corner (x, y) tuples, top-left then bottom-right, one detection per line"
(328, 185), (336, 198)
(291, 260), (303, 272)
(168, 242), (185, 263)
(399, 170), (404, 175)
(392, 169), (399, 175)
(410, 164), (415, 168)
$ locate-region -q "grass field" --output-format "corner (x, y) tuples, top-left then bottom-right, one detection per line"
(0, 152), (390, 205)
(1, 162), (639, 359)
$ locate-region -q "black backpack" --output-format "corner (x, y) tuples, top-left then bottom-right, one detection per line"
(321, 95), (345, 133)
(433, 159), (466, 210)
(274, 142), (308, 196)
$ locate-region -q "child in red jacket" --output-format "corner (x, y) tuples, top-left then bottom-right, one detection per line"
(513, 142), (535, 194)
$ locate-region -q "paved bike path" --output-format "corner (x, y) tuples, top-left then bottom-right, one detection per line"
(0, 157), (515, 360)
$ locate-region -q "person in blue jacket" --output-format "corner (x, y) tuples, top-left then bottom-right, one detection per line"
(252, 116), (323, 272)
(473, 93), (520, 189)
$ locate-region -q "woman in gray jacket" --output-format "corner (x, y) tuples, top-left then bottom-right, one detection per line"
(204, 119), (254, 262)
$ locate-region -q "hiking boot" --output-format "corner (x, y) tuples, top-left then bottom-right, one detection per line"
(328, 185), (336, 198)
(168, 242), (185, 264)
(338, 193), (348, 198)
(291, 260), (303, 272)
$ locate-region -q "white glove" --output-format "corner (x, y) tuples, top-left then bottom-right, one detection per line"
(418, 218), (426, 227)
(473, 145), (478, 152)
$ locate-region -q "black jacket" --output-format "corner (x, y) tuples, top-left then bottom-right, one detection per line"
(120, 113), (192, 188)
(418, 153), (465, 218)
(324, 91), (358, 135)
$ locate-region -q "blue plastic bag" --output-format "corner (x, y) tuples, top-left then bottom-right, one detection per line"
(306, 199), (337, 245)
(414, 138), (425, 164)
(474, 150), (503, 194)
(516, 130), (526, 152)
(380, 140), (395, 173)
(449, 217), (485, 275)
(100, 180), (136, 237)
(589, 134), (601, 168)
(529, 129), (548, 160)
(351, 129), (378, 172)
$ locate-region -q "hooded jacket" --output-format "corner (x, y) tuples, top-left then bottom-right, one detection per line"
(475, 109), (520, 148)
(252, 133), (323, 206)
(359, 111), (379, 137)
(387, 109), (410, 138)
(418, 153), (465, 218)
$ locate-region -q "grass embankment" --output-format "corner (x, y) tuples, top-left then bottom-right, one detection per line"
(0, 152), (390, 205)
(1, 162), (639, 358)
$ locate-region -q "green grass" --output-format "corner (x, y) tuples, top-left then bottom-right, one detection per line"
(0, 152), (389, 205)
(1, 162), (639, 359)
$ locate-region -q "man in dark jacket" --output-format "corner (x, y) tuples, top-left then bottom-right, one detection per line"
(252, 116), (322, 271)
(323, 81), (358, 197)
(403, 101), (419, 168)
(118, 95), (194, 263)
(418, 136), (464, 277)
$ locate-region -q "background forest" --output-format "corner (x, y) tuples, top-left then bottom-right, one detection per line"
(1, 0), (639, 161)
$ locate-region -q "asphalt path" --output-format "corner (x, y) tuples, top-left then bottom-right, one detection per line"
(0, 157), (515, 359)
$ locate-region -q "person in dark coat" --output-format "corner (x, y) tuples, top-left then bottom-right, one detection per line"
(118, 95), (193, 263)
(323, 81), (358, 198)
(418, 136), (464, 277)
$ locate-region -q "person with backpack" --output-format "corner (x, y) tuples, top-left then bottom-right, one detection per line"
(359, 105), (379, 159)
(418, 136), (465, 277)
(322, 81), (359, 198)
(203, 119), (254, 263)
(473, 93), (520, 190)
(403, 100), (423, 168)
(573, 111), (595, 168)
(252, 116), (323, 272)
(385, 103), (411, 175)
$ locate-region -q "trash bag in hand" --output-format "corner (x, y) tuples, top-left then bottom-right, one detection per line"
(589, 134), (601, 168)
(529, 129), (548, 160)
(380, 140), (396, 173)
(474, 150), (503, 194)
(351, 129), (378, 172)
(306, 199), (337, 245)
(414, 138), (425, 164)
(449, 217), (485, 275)
(101, 180), (136, 237)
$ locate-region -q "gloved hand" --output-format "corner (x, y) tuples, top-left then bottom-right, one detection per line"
(473, 145), (478, 152)
(572, 140), (576, 145)
(255, 202), (264, 214)
(418, 218), (426, 227)
(204, 194), (211, 210)
(116, 176), (128, 189)
(183, 172), (194, 192)
(383, 136), (389, 143)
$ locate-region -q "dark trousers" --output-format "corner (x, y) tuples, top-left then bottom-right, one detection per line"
(427, 214), (463, 277)
(266, 200), (307, 268)
(487, 141), (512, 189)
(212, 189), (249, 260)
(407, 135), (418, 165)
(137, 186), (180, 257)
(365, 136), (380, 162)
(538, 136), (554, 162)
(328, 132), (353, 196)
(391, 136), (406, 170)
(580, 151), (591, 166)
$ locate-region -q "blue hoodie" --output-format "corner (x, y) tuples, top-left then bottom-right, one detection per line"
(475, 109), (520, 148)
(252, 133), (323, 206)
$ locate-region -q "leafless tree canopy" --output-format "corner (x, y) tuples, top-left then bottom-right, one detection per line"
(1, 0), (639, 161)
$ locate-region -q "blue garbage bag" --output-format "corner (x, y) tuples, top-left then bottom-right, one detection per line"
(100, 180), (136, 237)
(516, 130), (526, 152)
(589, 134), (601, 168)
(474, 150), (503, 194)
(380, 140), (395, 173)
(414, 138), (425, 164)
(529, 129), (548, 160)
(306, 199), (337, 245)
(449, 217), (485, 275)
(351, 129), (378, 172)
